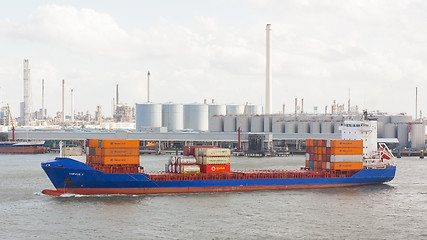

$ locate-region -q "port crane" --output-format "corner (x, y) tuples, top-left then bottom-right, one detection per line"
(7, 104), (15, 141)
(237, 102), (248, 152)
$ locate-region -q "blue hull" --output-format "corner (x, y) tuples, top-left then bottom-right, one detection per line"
(41, 158), (396, 195)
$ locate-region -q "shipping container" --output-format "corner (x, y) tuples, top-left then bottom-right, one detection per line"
(331, 162), (363, 170)
(183, 146), (215, 156)
(198, 156), (231, 165)
(91, 156), (140, 165)
(305, 160), (310, 168)
(330, 155), (363, 162)
(322, 162), (326, 170)
(305, 153), (310, 160)
(179, 165), (200, 174)
(309, 160), (314, 170)
(329, 140), (363, 148)
(330, 147), (363, 155)
(326, 162), (331, 170)
(97, 139), (140, 149)
(198, 148), (231, 157)
(94, 148), (140, 156)
(200, 164), (230, 173)
(87, 139), (98, 148)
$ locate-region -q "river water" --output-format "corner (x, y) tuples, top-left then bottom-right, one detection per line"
(0, 153), (426, 239)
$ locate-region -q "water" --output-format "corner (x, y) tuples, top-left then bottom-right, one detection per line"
(1, 153), (426, 239)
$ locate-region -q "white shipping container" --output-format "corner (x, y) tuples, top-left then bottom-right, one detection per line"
(180, 165), (200, 174)
(201, 156), (231, 165)
(331, 155), (363, 162)
(200, 148), (231, 157)
(326, 162), (331, 170)
(305, 153), (310, 161)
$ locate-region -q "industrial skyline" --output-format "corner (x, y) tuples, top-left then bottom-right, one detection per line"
(0, 1), (426, 118)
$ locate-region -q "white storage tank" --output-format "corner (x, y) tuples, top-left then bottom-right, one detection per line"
(209, 116), (223, 132)
(136, 103), (162, 129)
(208, 104), (226, 117)
(236, 115), (250, 132)
(285, 121), (297, 133)
(272, 121), (284, 133)
(321, 122), (333, 134)
(250, 116), (264, 132)
(162, 103), (184, 131)
(377, 121), (384, 138)
(333, 122), (342, 133)
(224, 116), (236, 132)
(226, 104), (244, 116)
(409, 122), (426, 150)
(183, 104), (209, 131)
(297, 122), (310, 133)
(383, 123), (397, 138)
(246, 104), (263, 115)
(310, 122), (321, 134)
(391, 115), (412, 124)
(397, 123), (409, 147)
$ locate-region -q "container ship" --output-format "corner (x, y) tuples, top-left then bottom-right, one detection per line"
(0, 141), (47, 154)
(41, 119), (396, 196)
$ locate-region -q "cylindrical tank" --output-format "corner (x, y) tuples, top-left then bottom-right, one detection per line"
(246, 104), (263, 115)
(209, 116), (223, 132)
(226, 104), (244, 116)
(264, 116), (272, 132)
(208, 104), (226, 117)
(236, 115), (250, 132)
(224, 116), (236, 132)
(321, 122), (333, 133)
(410, 122), (426, 150)
(297, 122), (309, 133)
(250, 116), (264, 132)
(391, 115), (412, 124)
(383, 123), (397, 138)
(272, 121), (284, 133)
(136, 103), (162, 129)
(285, 121), (297, 133)
(377, 121), (384, 138)
(183, 104), (209, 131)
(162, 103), (183, 131)
(333, 122), (342, 134)
(297, 115), (313, 121)
(377, 115), (391, 124)
(310, 122), (321, 134)
(397, 123), (409, 147)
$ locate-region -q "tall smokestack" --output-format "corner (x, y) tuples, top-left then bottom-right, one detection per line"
(348, 88), (351, 114)
(71, 89), (74, 122)
(294, 98), (298, 115)
(116, 84), (119, 105)
(301, 98), (304, 114)
(62, 79), (65, 122)
(23, 59), (31, 125)
(41, 79), (44, 120)
(416, 87), (418, 120)
(265, 24), (272, 115)
(147, 71), (151, 103)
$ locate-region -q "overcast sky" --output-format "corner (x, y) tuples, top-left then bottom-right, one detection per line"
(0, 0), (426, 118)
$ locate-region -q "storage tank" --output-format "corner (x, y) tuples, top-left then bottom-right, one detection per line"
(209, 116), (223, 132)
(297, 115), (313, 121)
(321, 122), (333, 134)
(297, 122), (309, 133)
(264, 116), (272, 132)
(377, 121), (384, 138)
(136, 103), (162, 129)
(183, 104), (209, 131)
(409, 122), (426, 150)
(250, 116), (264, 132)
(285, 121), (297, 133)
(162, 103), (184, 131)
(208, 104), (226, 117)
(226, 104), (244, 116)
(383, 123), (397, 138)
(397, 123), (409, 147)
(246, 104), (263, 115)
(391, 115), (412, 123)
(333, 122), (342, 133)
(310, 122), (321, 134)
(224, 116), (236, 132)
(272, 120), (284, 133)
(377, 115), (391, 124)
(236, 115), (250, 132)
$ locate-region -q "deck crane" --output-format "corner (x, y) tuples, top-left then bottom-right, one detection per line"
(7, 104), (15, 141)
(237, 102), (248, 152)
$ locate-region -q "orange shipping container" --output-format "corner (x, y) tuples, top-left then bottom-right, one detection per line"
(87, 139), (99, 148)
(331, 147), (363, 155)
(91, 156), (140, 165)
(305, 160), (310, 168)
(97, 139), (140, 149)
(331, 162), (363, 170)
(322, 162), (326, 169)
(330, 140), (363, 148)
(94, 148), (140, 156)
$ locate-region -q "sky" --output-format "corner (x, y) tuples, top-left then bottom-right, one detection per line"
(0, 0), (426, 118)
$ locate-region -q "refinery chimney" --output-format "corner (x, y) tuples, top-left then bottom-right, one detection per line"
(41, 79), (44, 120)
(71, 89), (74, 122)
(265, 24), (272, 115)
(116, 84), (119, 105)
(62, 79), (65, 122)
(23, 59), (31, 125)
(147, 71), (151, 103)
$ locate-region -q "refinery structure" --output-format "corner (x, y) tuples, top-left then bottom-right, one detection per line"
(1, 25), (426, 152)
